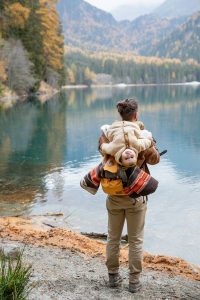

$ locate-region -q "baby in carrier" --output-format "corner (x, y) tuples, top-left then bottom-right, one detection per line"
(100, 99), (153, 168)
(80, 98), (160, 198)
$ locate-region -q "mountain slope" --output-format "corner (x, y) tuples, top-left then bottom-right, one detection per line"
(125, 14), (185, 55)
(154, 0), (200, 18)
(57, 0), (186, 53)
(57, 0), (199, 62)
(147, 12), (200, 62)
(57, 0), (128, 50)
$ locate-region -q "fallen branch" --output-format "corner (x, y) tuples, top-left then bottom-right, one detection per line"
(81, 232), (128, 242)
(42, 223), (56, 228)
(12, 213), (64, 218)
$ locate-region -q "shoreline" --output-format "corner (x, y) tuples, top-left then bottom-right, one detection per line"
(91, 82), (200, 88)
(0, 216), (200, 282)
(0, 94), (20, 109)
(2, 239), (199, 299)
(62, 81), (200, 89)
(1, 81), (199, 107)
(0, 81), (59, 108)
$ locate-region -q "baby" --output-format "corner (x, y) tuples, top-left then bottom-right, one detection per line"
(80, 98), (160, 197)
(100, 99), (153, 168)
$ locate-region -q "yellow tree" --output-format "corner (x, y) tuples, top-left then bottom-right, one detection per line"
(36, 0), (64, 81)
(83, 67), (96, 85)
(4, 3), (30, 30)
(66, 67), (76, 84)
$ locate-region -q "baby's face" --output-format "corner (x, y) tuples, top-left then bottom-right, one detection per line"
(121, 149), (136, 167)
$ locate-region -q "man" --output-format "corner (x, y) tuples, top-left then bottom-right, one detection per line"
(99, 98), (160, 293)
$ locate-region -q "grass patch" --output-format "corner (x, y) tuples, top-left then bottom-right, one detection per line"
(0, 248), (32, 300)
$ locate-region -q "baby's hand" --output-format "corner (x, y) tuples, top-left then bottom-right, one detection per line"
(101, 125), (110, 136)
(137, 121), (144, 130)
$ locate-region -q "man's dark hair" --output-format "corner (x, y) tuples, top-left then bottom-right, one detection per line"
(116, 98), (138, 121)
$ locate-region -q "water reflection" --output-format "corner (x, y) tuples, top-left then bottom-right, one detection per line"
(0, 85), (200, 264)
(0, 95), (67, 214)
(65, 85), (200, 176)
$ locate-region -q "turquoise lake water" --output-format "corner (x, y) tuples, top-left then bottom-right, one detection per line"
(0, 85), (200, 265)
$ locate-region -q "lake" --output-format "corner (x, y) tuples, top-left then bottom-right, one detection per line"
(0, 85), (200, 265)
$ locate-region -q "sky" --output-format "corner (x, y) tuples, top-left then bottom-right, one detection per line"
(85, 0), (164, 12)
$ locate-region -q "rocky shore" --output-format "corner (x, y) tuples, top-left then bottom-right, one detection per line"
(0, 97), (18, 109)
(0, 216), (200, 299)
(0, 81), (59, 109)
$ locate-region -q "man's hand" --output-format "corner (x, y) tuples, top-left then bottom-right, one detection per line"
(138, 144), (160, 167)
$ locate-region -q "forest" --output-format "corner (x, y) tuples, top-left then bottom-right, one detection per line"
(1, 1), (200, 97)
(65, 47), (200, 85)
(0, 0), (65, 96)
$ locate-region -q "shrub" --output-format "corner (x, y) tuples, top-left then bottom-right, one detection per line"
(0, 248), (32, 300)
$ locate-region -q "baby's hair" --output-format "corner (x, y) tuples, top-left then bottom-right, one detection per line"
(116, 98), (138, 121)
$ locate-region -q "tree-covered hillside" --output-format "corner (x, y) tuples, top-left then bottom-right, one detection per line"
(0, 0), (65, 96)
(57, 0), (186, 54)
(65, 47), (200, 85)
(124, 14), (185, 55)
(57, 0), (128, 51)
(57, 0), (200, 65)
(147, 12), (200, 63)
(153, 0), (200, 18)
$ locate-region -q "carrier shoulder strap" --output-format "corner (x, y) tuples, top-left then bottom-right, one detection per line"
(122, 121), (130, 149)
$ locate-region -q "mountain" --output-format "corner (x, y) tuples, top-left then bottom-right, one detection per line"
(154, 0), (200, 18)
(124, 14), (185, 55)
(57, 0), (185, 52)
(111, 3), (158, 21)
(57, 0), (199, 62)
(146, 12), (200, 62)
(57, 0), (128, 51)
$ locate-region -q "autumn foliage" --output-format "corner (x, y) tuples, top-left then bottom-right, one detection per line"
(0, 0), (65, 95)
(65, 46), (200, 85)
(4, 3), (30, 30)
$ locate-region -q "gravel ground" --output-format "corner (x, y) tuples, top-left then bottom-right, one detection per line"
(1, 239), (200, 300)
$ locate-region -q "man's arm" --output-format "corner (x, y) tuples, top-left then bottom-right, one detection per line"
(137, 142), (160, 168)
(98, 133), (109, 156)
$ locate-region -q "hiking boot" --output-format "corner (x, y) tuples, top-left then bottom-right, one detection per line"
(108, 273), (123, 288)
(129, 281), (142, 293)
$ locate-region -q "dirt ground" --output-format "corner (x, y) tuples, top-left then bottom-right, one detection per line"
(0, 216), (200, 299)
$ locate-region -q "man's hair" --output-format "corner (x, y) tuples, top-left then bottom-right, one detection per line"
(116, 98), (138, 121)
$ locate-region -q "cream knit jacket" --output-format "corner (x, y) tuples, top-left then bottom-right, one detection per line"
(101, 120), (152, 165)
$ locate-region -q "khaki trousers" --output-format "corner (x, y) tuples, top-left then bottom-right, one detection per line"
(106, 195), (147, 283)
